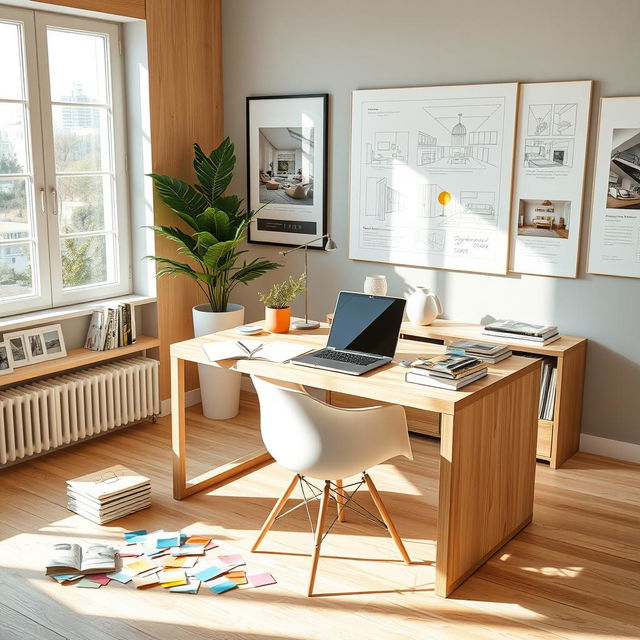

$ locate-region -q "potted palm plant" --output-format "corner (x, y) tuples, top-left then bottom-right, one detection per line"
(258, 275), (307, 333)
(148, 137), (280, 419)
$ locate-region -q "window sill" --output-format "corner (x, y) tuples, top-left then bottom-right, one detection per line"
(0, 294), (156, 333)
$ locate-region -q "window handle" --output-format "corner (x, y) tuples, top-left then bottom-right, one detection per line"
(40, 187), (46, 215)
(51, 187), (58, 216)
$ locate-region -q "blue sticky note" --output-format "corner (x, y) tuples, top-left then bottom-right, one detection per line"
(194, 565), (225, 582)
(124, 530), (148, 543)
(106, 570), (135, 584)
(209, 578), (237, 594)
(157, 535), (180, 548)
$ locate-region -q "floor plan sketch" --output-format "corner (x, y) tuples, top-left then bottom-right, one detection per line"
(524, 138), (574, 168)
(553, 103), (577, 136)
(365, 176), (404, 221)
(363, 131), (409, 165)
(349, 83), (518, 274)
(527, 104), (552, 136)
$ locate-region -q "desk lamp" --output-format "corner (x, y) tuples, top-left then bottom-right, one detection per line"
(279, 234), (337, 329)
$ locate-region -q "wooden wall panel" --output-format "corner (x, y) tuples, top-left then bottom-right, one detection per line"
(30, 0), (145, 19)
(146, 0), (223, 398)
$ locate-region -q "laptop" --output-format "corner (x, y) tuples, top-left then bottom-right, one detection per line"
(291, 291), (406, 375)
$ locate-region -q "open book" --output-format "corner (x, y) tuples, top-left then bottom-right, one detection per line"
(45, 543), (116, 576)
(202, 340), (312, 364)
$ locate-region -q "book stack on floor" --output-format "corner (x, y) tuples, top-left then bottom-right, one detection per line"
(66, 465), (151, 525)
(482, 320), (560, 346)
(539, 362), (557, 420)
(405, 354), (488, 390)
(84, 302), (136, 351)
(446, 339), (512, 363)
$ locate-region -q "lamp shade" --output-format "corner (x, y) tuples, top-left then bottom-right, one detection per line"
(325, 236), (337, 251)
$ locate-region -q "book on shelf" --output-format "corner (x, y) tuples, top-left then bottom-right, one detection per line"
(405, 367), (488, 390)
(481, 329), (560, 346)
(446, 339), (512, 364)
(45, 542), (116, 576)
(538, 362), (557, 420)
(483, 320), (558, 337)
(84, 302), (136, 351)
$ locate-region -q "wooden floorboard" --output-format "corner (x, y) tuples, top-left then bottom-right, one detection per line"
(0, 392), (638, 640)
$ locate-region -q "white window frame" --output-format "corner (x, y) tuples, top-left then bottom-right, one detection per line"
(0, 6), (131, 316)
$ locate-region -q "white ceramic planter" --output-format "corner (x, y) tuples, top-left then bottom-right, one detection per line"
(193, 303), (245, 420)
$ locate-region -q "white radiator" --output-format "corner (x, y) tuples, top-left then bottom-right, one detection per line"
(0, 357), (159, 467)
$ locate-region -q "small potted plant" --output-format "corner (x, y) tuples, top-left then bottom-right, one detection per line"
(258, 275), (307, 333)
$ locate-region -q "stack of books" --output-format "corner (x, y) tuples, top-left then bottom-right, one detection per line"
(482, 320), (560, 346)
(84, 302), (136, 351)
(405, 354), (488, 390)
(66, 465), (151, 524)
(539, 362), (557, 420)
(446, 339), (512, 364)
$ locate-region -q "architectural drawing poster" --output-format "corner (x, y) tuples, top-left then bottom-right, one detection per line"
(510, 81), (592, 278)
(588, 97), (640, 279)
(349, 83), (518, 274)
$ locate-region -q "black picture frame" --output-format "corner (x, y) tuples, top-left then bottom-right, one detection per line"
(246, 94), (329, 249)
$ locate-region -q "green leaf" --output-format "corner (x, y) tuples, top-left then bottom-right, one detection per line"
(213, 195), (242, 216)
(193, 138), (235, 203)
(148, 174), (206, 223)
(203, 239), (241, 268)
(195, 207), (232, 240)
(231, 258), (281, 284)
(193, 231), (218, 251)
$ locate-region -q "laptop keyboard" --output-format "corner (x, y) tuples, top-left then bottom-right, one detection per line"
(312, 349), (381, 366)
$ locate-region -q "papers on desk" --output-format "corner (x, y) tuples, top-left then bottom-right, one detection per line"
(202, 340), (312, 364)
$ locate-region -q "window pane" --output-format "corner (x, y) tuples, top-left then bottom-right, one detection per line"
(52, 105), (110, 172)
(0, 178), (30, 240)
(0, 103), (28, 174)
(61, 234), (110, 288)
(0, 21), (24, 100)
(58, 174), (111, 233)
(0, 241), (33, 299)
(47, 28), (108, 105)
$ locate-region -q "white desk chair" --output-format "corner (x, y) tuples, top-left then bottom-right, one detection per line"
(250, 375), (413, 596)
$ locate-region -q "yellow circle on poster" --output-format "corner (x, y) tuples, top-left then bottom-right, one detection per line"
(438, 191), (451, 206)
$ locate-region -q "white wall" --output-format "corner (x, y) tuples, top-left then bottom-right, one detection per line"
(222, 0), (640, 446)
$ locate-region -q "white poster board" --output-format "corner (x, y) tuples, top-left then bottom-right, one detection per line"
(349, 83), (518, 275)
(509, 81), (592, 278)
(587, 97), (640, 278)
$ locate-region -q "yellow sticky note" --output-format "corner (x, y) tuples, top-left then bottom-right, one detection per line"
(161, 556), (186, 568)
(185, 535), (211, 546)
(161, 579), (188, 588)
(126, 556), (158, 575)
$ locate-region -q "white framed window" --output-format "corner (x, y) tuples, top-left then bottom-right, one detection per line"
(0, 6), (130, 316)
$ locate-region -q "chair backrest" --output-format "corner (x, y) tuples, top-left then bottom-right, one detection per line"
(251, 375), (412, 480)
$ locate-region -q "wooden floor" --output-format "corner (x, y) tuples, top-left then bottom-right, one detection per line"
(1, 392), (639, 640)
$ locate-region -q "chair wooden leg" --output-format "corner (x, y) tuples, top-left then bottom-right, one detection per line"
(307, 480), (331, 596)
(252, 474), (299, 552)
(363, 472), (411, 564)
(335, 479), (346, 522)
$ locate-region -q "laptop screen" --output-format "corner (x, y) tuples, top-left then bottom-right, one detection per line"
(327, 292), (406, 358)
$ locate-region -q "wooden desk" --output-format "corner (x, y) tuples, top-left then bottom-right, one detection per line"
(170, 324), (540, 597)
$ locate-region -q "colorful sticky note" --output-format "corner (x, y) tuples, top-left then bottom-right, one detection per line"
(125, 556), (158, 575)
(160, 556), (186, 568)
(247, 572), (276, 588)
(124, 529), (147, 543)
(204, 540), (219, 551)
(87, 574), (111, 586)
(169, 578), (201, 594)
(218, 554), (245, 566)
(118, 543), (143, 557)
(194, 564), (227, 582)
(133, 573), (160, 589)
(156, 532), (180, 548)
(106, 570), (135, 584)
(209, 577), (237, 594)
(170, 544), (205, 557)
(227, 571), (247, 586)
(76, 578), (101, 589)
(137, 567), (161, 579)
(51, 574), (83, 583)
(158, 569), (187, 587)
(185, 535), (212, 546)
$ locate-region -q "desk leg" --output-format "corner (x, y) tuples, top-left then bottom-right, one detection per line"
(435, 366), (540, 597)
(171, 355), (186, 499)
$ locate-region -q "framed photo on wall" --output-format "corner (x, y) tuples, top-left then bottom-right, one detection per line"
(247, 94), (328, 248)
(509, 80), (593, 278)
(587, 96), (640, 278)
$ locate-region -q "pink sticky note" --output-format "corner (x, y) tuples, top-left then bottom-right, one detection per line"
(218, 554), (244, 566)
(247, 572), (276, 588)
(88, 574), (111, 586)
(204, 540), (220, 551)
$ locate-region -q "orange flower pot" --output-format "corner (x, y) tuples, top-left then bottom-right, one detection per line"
(264, 306), (290, 333)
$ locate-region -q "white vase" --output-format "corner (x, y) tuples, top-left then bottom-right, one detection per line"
(364, 275), (388, 296)
(193, 303), (245, 420)
(406, 287), (443, 326)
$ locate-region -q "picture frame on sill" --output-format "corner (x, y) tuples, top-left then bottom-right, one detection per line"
(41, 324), (67, 360)
(0, 341), (14, 376)
(24, 328), (47, 364)
(246, 94), (328, 249)
(3, 332), (30, 368)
